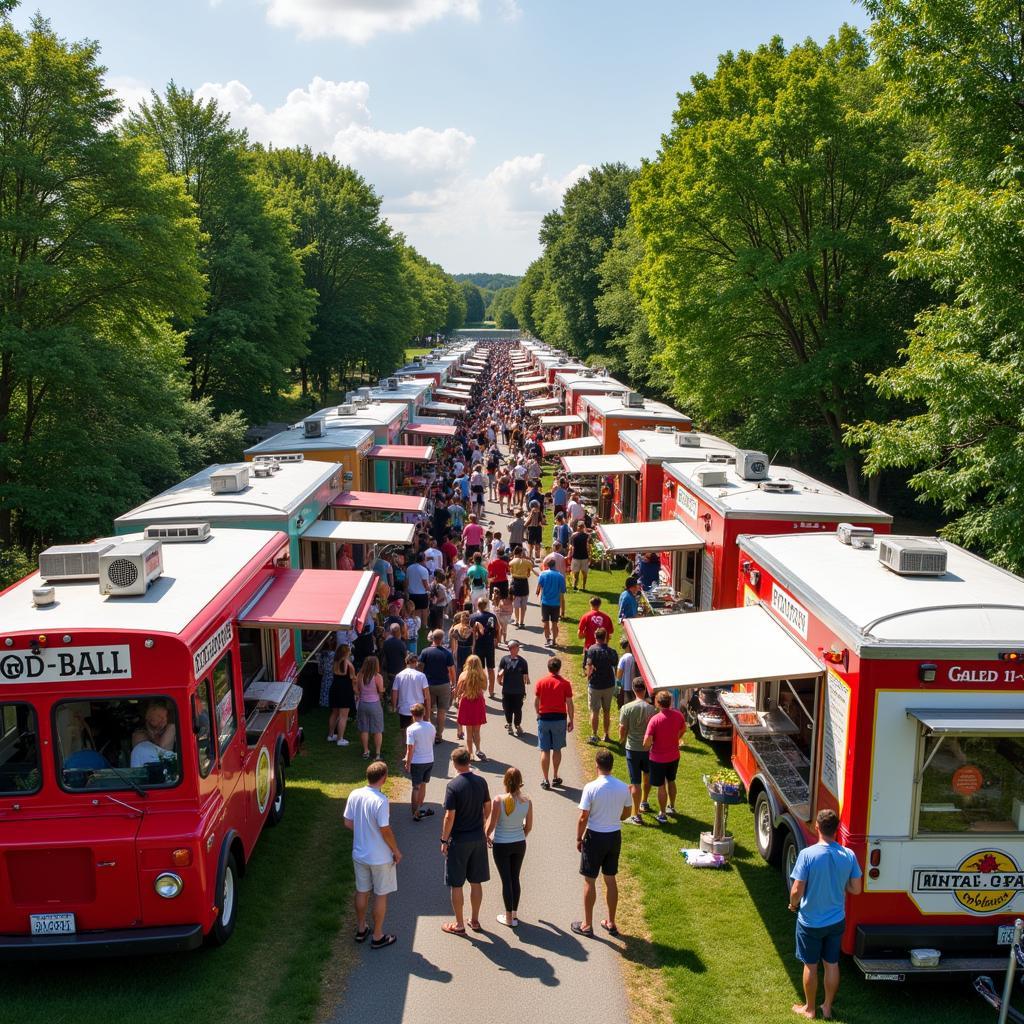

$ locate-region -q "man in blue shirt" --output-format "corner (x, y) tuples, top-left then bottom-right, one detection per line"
(788, 808), (862, 1020)
(535, 557), (567, 647)
(617, 578), (641, 623)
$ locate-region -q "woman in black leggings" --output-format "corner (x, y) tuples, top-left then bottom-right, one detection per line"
(485, 767), (533, 927)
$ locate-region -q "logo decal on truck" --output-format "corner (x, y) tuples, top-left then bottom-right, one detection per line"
(0, 646), (131, 683)
(912, 849), (1022, 914)
(194, 622), (232, 678)
(255, 746), (272, 814)
(771, 583), (808, 639)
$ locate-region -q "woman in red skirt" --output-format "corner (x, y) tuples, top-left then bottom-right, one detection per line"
(456, 654), (489, 762)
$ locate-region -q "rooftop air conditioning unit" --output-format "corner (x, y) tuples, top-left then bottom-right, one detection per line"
(144, 522), (211, 544)
(303, 417), (326, 439)
(99, 540), (164, 597)
(413, 356), (425, 366)
(387, 377), (400, 391)
(264, 452), (303, 464)
(693, 465), (728, 487)
(336, 404), (356, 416)
(675, 433), (701, 447)
(760, 480), (795, 494)
(357, 387), (373, 401)
(737, 450), (770, 481)
(253, 462), (275, 478)
(210, 465), (251, 493)
(836, 523), (876, 548)
(39, 542), (115, 582)
(580, 369), (595, 379)
(878, 537), (948, 577)
(623, 392), (645, 408)
(353, 397), (369, 409)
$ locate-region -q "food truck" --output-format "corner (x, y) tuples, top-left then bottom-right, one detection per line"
(366, 443), (433, 495)
(403, 422), (459, 448)
(0, 527), (378, 957)
(658, 457), (892, 609)
(367, 376), (434, 418)
(393, 358), (449, 388)
(578, 391), (692, 455)
(539, 414), (586, 441)
(554, 371), (630, 416)
(330, 490), (427, 524)
(243, 425), (376, 491)
(626, 531), (1024, 978)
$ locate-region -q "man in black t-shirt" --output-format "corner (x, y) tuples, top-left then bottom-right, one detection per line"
(470, 597), (499, 697)
(420, 630), (455, 743)
(440, 747), (491, 935)
(497, 640), (530, 736)
(570, 526), (591, 591)
(583, 627), (619, 744)
(382, 623), (407, 694)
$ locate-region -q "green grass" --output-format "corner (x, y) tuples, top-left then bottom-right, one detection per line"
(540, 473), (990, 1024)
(0, 709), (401, 1024)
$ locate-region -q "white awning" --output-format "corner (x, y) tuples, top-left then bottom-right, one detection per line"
(518, 381), (550, 394)
(539, 414), (585, 427)
(560, 453), (636, 476)
(625, 605), (823, 692)
(906, 709), (1024, 735)
(525, 398), (561, 411)
(542, 436), (603, 456)
(302, 520), (415, 545)
(597, 517), (703, 555)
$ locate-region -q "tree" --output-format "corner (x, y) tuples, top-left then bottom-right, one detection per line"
(461, 281), (485, 324)
(851, 1), (1024, 568)
(126, 86), (313, 419)
(0, 8), (206, 549)
(489, 286), (519, 329)
(632, 29), (922, 496)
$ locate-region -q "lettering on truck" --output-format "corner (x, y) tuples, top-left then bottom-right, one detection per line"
(912, 850), (1023, 914)
(194, 622), (233, 677)
(770, 583), (808, 639)
(0, 646), (131, 683)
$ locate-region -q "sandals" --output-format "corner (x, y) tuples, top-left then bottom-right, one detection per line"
(354, 926), (371, 943)
(442, 922), (467, 936)
(370, 933), (397, 949)
(601, 920), (620, 937)
(540, 780), (551, 790)
(413, 808), (435, 821)
(552, 777), (563, 787)
(468, 919), (484, 932)
(570, 921), (593, 937)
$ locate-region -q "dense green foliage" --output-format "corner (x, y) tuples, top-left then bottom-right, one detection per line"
(452, 271), (521, 291)
(488, 285), (519, 328)
(460, 280), (485, 323)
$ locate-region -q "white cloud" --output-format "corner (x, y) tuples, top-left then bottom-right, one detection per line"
(107, 75), (152, 120)
(264, 0), (480, 43)
(497, 0), (522, 21)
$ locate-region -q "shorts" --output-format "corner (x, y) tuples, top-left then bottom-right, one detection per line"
(491, 579), (509, 598)
(513, 595), (528, 611)
(579, 829), (622, 878)
(475, 645), (495, 669)
(428, 605), (446, 630)
(649, 758), (679, 786)
(625, 749), (650, 785)
(429, 683), (452, 712)
(356, 701), (384, 734)
(399, 714), (413, 731)
(410, 761), (433, 786)
(445, 837), (491, 887)
(588, 687), (615, 714)
(537, 717), (567, 751)
(511, 577), (530, 597)
(540, 604), (560, 624)
(411, 592), (429, 610)
(795, 919), (845, 965)
(571, 558), (589, 574)
(465, 545), (480, 559)
(514, 480), (526, 493)
(354, 859), (397, 896)
(526, 526), (543, 545)
(554, 504), (566, 517)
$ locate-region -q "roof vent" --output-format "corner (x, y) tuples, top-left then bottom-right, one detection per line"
(707, 453), (734, 465)
(879, 537), (948, 577)
(759, 480), (795, 494)
(693, 465), (728, 487)
(99, 540), (163, 597)
(387, 377), (400, 391)
(580, 369), (595, 379)
(737, 450), (770, 481)
(353, 397), (369, 409)
(357, 387), (373, 401)
(655, 425), (676, 435)
(32, 586), (55, 608)
(336, 403), (356, 416)
(303, 417), (326, 439)
(210, 465), (250, 493)
(836, 523), (875, 548)
(144, 522), (212, 543)
(623, 392), (645, 408)
(675, 433), (701, 447)
(259, 452), (303, 464)
(39, 542), (115, 582)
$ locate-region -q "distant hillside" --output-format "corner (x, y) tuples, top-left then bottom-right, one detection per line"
(453, 273), (523, 291)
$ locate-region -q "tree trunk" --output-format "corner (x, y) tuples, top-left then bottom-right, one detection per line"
(300, 361), (308, 398)
(867, 471), (882, 509)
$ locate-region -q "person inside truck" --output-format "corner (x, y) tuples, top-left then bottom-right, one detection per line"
(131, 700), (176, 754)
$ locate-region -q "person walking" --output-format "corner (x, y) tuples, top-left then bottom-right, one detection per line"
(583, 627), (618, 744)
(534, 656), (574, 791)
(466, 552), (489, 606)
(497, 639), (530, 736)
(343, 760), (401, 949)
(618, 678), (655, 823)
(569, 521), (591, 591)
(406, 552), (432, 633)
(392, 652), (430, 746)
(788, 809), (863, 1021)
(578, 595), (614, 649)
(470, 596), (499, 697)
(440, 747), (491, 936)
(615, 637), (636, 709)
(455, 654), (488, 761)
(525, 500), (544, 560)
(329, 643), (357, 746)
(381, 622), (407, 697)
(508, 545), (534, 628)
(571, 749), (631, 938)
(449, 610), (476, 677)
(536, 556), (567, 647)
(420, 629), (456, 744)
(403, 703), (436, 822)
(643, 691), (687, 824)
(486, 767), (533, 928)
(355, 655), (385, 760)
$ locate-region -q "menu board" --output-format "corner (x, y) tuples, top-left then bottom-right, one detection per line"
(821, 669), (850, 807)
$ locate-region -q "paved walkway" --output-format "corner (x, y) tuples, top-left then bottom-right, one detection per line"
(329, 488), (630, 1024)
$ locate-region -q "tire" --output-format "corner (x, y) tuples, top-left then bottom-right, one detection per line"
(209, 852), (239, 946)
(781, 830), (799, 894)
(267, 760), (286, 827)
(754, 791), (781, 865)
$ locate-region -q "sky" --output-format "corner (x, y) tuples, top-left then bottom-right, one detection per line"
(13, 0), (870, 275)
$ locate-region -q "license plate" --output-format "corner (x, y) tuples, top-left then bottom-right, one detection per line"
(29, 913), (75, 936)
(998, 924), (1017, 945)
(865, 973), (905, 982)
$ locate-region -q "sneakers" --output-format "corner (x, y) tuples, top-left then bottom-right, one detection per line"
(497, 914), (518, 928)
(327, 734), (335, 742)
(505, 723), (512, 734)
(629, 814), (643, 825)
(639, 801), (651, 813)
(656, 813), (668, 824)
(475, 750), (486, 761)
(336, 738), (350, 746)
(515, 726), (523, 737)
(587, 735), (599, 745)
(602, 735), (612, 743)
(666, 805), (677, 816)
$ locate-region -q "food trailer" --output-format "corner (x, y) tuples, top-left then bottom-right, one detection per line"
(244, 425), (376, 491)
(0, 527), (378, 957)
(299, 519), (415, 571)
(524, 396), (562, 416)
(539, 414), (587, 441)
(418, 401), (465, 419)
(626, 530), (1024, 978)
(578, 392), (692, 455)
(553, 371), (630, 416)
(366, 376), (434, 417)
(366, 443), (433, 495)
(330, 490), (427, 524)
(403, 422), (459, 449)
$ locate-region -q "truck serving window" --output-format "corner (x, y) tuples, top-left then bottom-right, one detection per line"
(212, 655), (238, 749)
(194, 680), (215, 778)
(918, 735), (1024, 834)
(0, 703), (40, 794)
(54, 698), (181, 792)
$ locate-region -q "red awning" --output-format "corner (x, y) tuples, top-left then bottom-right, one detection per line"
(368, 444), (432, 461)
(403, 423), (458, 438)
(239, 570), (377, 632)
(331, 491), (427, 513)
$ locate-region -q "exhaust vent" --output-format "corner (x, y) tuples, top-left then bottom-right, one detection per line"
(759, 480), (795, 494)
(693, 466), (728, 487)
(879, 537), (948, 577)
(210, 466), (250, 493)
(144, 522), (211, 544)
(387, 377), (400, 391)
(655, 425), (676, 435)
(39, 542), (115, 582)
(623, 392), (645, 408)
(303, 417), (326, 439)
(836, 523), (875, 548)
(675, 433), (701, 447)
(336, 404), (356, 416)
(707, 453), (734, 465)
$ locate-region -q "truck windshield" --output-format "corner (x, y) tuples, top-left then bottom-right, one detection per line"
(0, 703), (40, 794)
(54, 697), (181, 792)
(919, 734), (1024, 834)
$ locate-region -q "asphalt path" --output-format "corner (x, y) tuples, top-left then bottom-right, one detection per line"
(328, 487), (630, 1024)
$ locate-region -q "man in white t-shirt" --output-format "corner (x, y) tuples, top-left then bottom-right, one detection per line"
(424, 544), (444, 575)
(343, 761), (402, 949)
(392, 653), (430, 742)
(404, 703), (437, 821)
(566, 492), (586, 526)
(571, 749), (632, 939)
(406, 552), (432, 630)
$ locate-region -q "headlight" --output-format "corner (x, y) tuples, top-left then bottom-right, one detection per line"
(154, 872), (183, 899)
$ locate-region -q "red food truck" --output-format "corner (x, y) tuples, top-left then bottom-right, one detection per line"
(578, 392), (692, 455)
(553, 370), (630, 416)
(626, 530), (1024, 978)
(0, 527), (377, 958)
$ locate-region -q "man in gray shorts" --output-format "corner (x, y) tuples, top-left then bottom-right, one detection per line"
(583, 627), (619, 744)
(403, 703), (436, 821)
(419, 629), (455, 743)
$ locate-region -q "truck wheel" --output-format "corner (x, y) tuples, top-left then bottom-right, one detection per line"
(267, 760), (286, 827)
(209, 852), (239, 946)
(754, 791), (781, 865)
(781, 831), (799, 893)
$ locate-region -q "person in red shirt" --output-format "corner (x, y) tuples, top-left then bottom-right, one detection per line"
(441, 537), (459, 568)
(486, 553), (510, 598)
(643, 691), (686, 824)
(533, 657), (575, 790)
(577, 595), (614, 649)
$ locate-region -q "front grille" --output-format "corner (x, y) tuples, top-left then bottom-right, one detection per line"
(6, 848), (96, 904)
